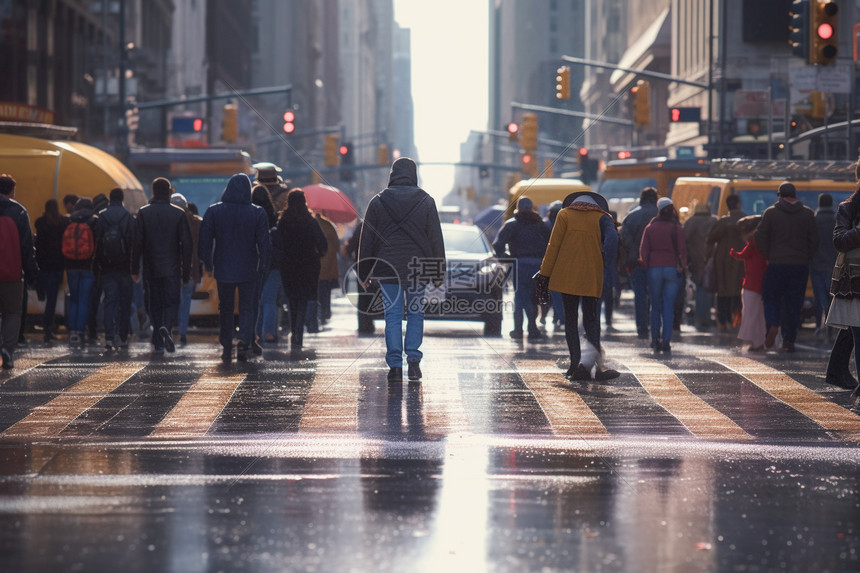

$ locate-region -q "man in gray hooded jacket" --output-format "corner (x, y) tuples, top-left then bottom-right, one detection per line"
(358, 157), (445, 382)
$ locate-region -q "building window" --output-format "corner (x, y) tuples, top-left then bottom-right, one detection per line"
(550, 20), (557, 33)
(550, 38), (558, 53)
(550, 0), (558, 11)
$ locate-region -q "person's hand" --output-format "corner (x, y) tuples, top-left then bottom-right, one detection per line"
(132, 274), (139, 283)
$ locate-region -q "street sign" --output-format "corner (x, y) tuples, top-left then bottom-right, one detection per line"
(669, 107), (700, 123)
(818, 64), (851, 93)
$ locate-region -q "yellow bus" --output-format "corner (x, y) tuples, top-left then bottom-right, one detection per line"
(596, 157), (709, 220)
(505, 177), (591, 220)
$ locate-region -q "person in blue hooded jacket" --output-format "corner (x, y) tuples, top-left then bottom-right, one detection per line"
(199, 173), (270, 362)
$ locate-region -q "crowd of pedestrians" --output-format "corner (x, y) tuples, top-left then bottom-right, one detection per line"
(0, 155), (857, 405)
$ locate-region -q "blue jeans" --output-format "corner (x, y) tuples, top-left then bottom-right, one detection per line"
(256, 269), (281, 340)
(217, 281), (255, 349)
(762, 264), (808, 344)
(810, 268), (832, 327)
(647, 266), (681, 344)
(102, 272), (133, 341)
(693, 278), (714, 328)
(513, 258), (542, 334)
(66, 270), (94, 333)
(178, 282), (195, 337)
(551, 290), (564, 326)
(38, 269), (63, 331)
(630, 266), (650, 337)
(380, 282), (425, 368)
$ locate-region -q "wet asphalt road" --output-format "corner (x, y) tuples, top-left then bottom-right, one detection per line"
(0, 295), (858, 572)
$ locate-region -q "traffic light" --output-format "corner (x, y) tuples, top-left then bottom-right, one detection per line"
(222, 103), (238, 143)
(323, 133), (339, 167)
(632, 81), (650, 128)
(377, 144), (389, 165)
(669, 107), (701, 122)
(339, 142), (354, 182)
(172, 117), (204, 133)
(578, 148), (598, 184)
(506, 121), (519, 142)
(520, 113), (538, 151)
(555, 66), (571, 100)
(522, 152), (538, 178)
(283, 109), (296, 134)
(789, 0), (810, 60)
(810, 0), (838, 65)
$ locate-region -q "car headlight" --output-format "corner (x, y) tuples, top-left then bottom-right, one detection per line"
(478, 262), (498, 274)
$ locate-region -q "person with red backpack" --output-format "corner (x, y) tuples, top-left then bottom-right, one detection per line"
(63, 197), (100, 345)
(0, 174), (38, 368)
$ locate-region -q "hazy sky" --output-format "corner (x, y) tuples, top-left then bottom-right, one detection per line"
(393, 1), (489, 200)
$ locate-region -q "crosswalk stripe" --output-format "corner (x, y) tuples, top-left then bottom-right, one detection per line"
(716, 355), (860, 441)
(1, 363), (144, 438)
(517, 360), (608, 438)
(149, 367), (246, 439)
(622, 356), (754, 441)
(299, 358), (362, 432)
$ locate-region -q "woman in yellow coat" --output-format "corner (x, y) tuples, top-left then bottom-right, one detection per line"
(536, 191), (620, 381)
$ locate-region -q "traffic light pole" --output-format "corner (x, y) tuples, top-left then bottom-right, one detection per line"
(511, 101), (634, 127)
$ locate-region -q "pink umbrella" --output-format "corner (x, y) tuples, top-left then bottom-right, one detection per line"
(301, 184), (358, 223)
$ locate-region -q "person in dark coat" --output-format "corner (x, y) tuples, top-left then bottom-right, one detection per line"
(343, 221), (375, 335)
(273, 189), (327, 351)
(86, 192), (109, 342)
(358, 157), (445, 382)
(0, 174), (38, 369)
(199, 173), (270, 362)
(171, 192), (203, 347)
(705, 194), (746, 334)
(620, 187), (659, 339)
(251, 184), (280, 347)
(811, 193), (837, 332)
(64, 197), (100, 345)
(132, 177), (193, 354)
(825, 184), (860, 401)
(34, 199), (68, 342)
(493, 196), (551, 341)
(755, 182), (819, 352)
(684, 203), (717, 329)
(96, 188), (135, 350)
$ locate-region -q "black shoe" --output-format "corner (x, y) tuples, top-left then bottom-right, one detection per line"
(388, 367), (403, 381)
(221, 347), (232, 363)
(17, 335), (28, 346)
(565, 363), (591, 381)
(594, 366), (621, 381)
(660, 342), (671, 354)
(180, 335), (188, 347)
(651, 338), (660, 350)
(527, 331), (546, 343)
(105, 342), (114, 352)
(236, 342), (249, 362)
(1, 348), (13, 369)
(251, 339), (263, 356)
(825, 374), (859, 390)
(509, 330), (523, 340)
(781, 341), (796, 353)
(407, 361), (422, 381)
(159, 326), (175, 353)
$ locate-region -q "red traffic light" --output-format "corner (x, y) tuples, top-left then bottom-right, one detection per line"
(817, 22), (834, 40)
(617, 151), (631, 159)
(522, 154), (532, 164)
(192, 118), (203, 132)
(578, 147), (588, 157)
(283, 110), (296, 134)
(507, 122), (519, 135)
(339, 145), (349, 155)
